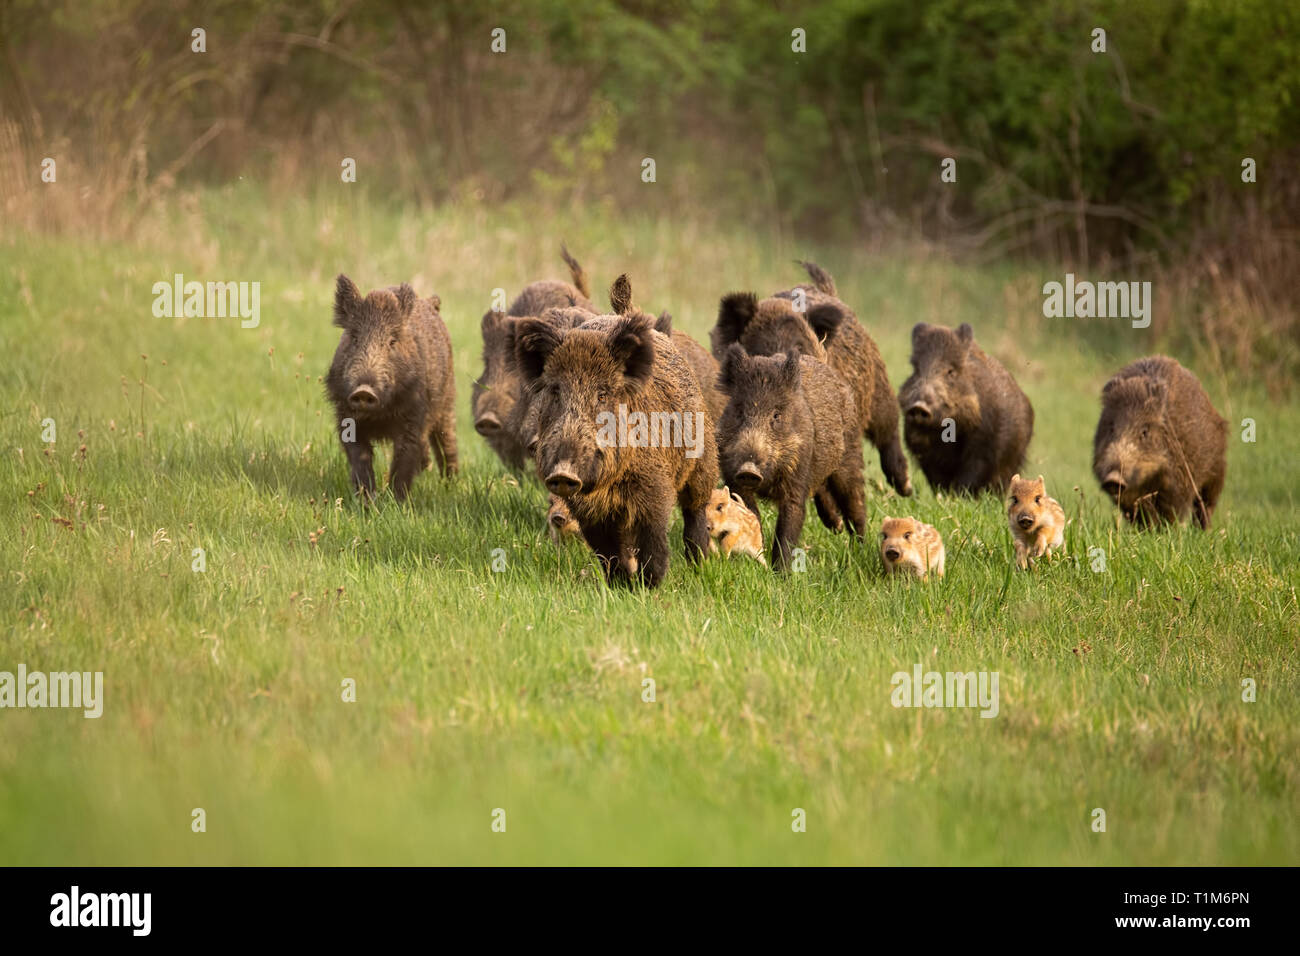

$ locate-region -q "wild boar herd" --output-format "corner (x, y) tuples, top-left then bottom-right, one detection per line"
(325, 250), (1229, 588)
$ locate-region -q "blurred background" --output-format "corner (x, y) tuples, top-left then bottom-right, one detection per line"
(1, 0), (1297, 389)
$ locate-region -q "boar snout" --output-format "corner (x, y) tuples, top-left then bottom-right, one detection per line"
(1100, 469), (1126, 498)
(474, 412), (502, 435)
(884, 546), (901, 561)
(905, 401), (933, 423)
(545, 463), (583, 497)
(731, 461), (763, 490)
(348, 385), (379, 410)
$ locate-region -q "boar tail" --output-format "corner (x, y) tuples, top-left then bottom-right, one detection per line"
(560, 243), (590, 299)
(796, 260), (837, 297)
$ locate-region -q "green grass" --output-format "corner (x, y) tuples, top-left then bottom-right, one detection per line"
(1, 185), (1296, 865)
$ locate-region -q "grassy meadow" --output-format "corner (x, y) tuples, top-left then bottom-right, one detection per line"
(1, 185), (1297, 865)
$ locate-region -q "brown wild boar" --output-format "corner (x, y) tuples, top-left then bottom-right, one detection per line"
(472, 247), (595, 469)
(515, 309), (718, 588)
(879, 517), (945, 580)
(716, 345), (866, 569)
(898, 322), (1033, 495)
(1092, 355), (1227, 528)
(705, 487), (766, 564)
(711, 262), (912, 498)
(326, 275), (457, 501)
(1006, 474), (1065, 569)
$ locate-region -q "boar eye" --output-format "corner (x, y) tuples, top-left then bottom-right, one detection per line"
(597, 387), (611, 403)
(947, 368), (957, 378)
(389, 335), (398, 347)
(771, 411), (781, 423)
(1141, 426), (1149, 439)
(548, 383), (560, 397)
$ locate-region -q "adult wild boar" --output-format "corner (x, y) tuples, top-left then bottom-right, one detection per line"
(898, 322), (1033, 495)
(1093, 355), (1227, 528)
(515, 311), (718, 587)
(711, 262), (911, 498)
(472, 247), (595, 469)
(716, 344), (866, 569)
(326, 275), (457, 501)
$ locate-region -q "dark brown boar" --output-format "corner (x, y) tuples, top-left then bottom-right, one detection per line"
(514, 311), (718, 588)
(898, 322), (1033, 495)
(716, 344), (866, 569)
(326, 275), (457, 501)
(711, 262), (912, 498)
(471, 250), (595, 469)
(1093, 355), (1227, 528)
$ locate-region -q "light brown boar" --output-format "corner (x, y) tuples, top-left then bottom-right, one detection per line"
(705, 487), (766, 564)
(1006, 474), (1065, 569)
(879, 517), (945, 580)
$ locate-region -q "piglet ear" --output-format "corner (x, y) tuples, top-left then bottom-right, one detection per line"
(730, 491), (746, 508)
(515, 318), (564, 383)
(713, 292), (758, 357)
(608, 313), (656, 385)
(1010, 473), (1020, 485)
(334, 274), (363, 327)
(609, 274), (635, 315)
(956, 323), (975, 347)
(1037, 474), (1044, 484)
(394, 283), (417, 317)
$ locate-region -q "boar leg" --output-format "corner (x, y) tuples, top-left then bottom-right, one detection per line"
(824, 471), (866, 540)
(581, 520), (628, 584)
(343, 436), (377, 499)
(633, 500), (673, 587)
(1195, 470), (1224, 530)
(430, 407), (459, 476)
(677, 467), (714, 564)
(813, 490), (844, 532)
(771, 491), (808, 570)
(877, 431), (913, 497)
(388, 432), (431, 502)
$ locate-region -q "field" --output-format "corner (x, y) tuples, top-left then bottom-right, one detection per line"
(1, 186), (1297, 865)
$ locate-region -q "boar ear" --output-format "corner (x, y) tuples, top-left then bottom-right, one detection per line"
(515, 318), (564, 383)
(334, 274), (363, 327)
(394, 283), (417, 317)
(780, 349), (802, 385)
(910, 322), (931, 347)
(714, 292), (759, 355)
(609, 274), (634, 316)
(608, 314), (656, 385)
(718, 342), (748, 391)
(806, 302), (844, 346)
(654, 311), (673, 335)
(956, 323), (975, 347)
(1145, 380), (1168, 406)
